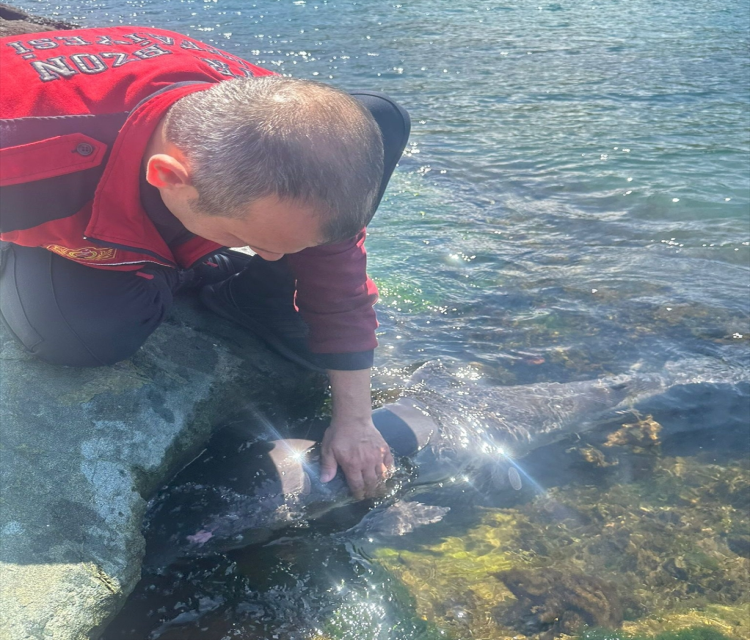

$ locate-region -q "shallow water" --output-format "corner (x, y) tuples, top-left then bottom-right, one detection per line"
(13, 0), (750, 637)
(104, 384), (750, 640)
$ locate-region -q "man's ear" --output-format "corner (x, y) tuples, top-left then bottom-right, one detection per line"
(145, 154), (192, 190)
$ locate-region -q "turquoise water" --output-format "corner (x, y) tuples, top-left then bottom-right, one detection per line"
(14, 0), (750, 637)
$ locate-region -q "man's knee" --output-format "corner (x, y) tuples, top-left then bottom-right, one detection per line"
(24, 328), (147, 368)
(0, 244), (175, 367)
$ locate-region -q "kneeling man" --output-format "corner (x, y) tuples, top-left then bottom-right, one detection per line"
(0, 26), (411, 500)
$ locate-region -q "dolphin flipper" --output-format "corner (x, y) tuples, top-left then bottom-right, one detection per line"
(346, 501), (450, 539)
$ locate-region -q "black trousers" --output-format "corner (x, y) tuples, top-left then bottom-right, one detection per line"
(0, 93), (410, 367)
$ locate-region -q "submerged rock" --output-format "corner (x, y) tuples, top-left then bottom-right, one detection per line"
(494, 567), (623, 638)
(0, 297), (323, 640)
(373, 422), (750, 640)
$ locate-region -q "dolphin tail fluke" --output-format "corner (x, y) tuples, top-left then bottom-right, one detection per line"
(663, 354), (750, 386)
(624, 354), (750, 406)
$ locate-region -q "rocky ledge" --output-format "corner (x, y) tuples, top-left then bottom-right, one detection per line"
(0, 296), (324, 640)
(0, 3), (77, 37)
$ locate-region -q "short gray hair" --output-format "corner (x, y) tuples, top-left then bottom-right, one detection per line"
(164, 77), (384, 243)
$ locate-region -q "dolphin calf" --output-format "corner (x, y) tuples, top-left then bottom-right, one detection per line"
(144, 357), (748, 568)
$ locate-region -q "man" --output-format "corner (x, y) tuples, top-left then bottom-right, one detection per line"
(0, 25), (411, 500)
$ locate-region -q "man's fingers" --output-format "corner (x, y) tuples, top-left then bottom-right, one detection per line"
(369, 448), (394, 496)
(345, 469), (366, 501)
(377, 448), (395, 484)
(319, 449), (338, 484)
(375, 462), (388, 480)
(324, 437), (394, 498)
(373, 464), (389, 497)
(383, 447), (395, 471)
(362, 465), (382, 498)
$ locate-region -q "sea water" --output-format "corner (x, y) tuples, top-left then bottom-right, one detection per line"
(14, 0), (750, 637)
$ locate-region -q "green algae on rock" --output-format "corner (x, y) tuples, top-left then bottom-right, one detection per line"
(582, 625), (733, 640)
(372, 417), (750, 640)
(495, 567), (623, 638)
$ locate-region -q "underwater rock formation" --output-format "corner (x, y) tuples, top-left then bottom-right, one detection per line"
(494, 567), (623, 638)
(374, 415), (750, 640)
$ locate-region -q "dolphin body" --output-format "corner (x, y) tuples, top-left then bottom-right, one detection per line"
(143, 358), (747, 569)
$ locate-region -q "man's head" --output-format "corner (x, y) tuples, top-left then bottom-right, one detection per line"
(144, 77), (384, 258)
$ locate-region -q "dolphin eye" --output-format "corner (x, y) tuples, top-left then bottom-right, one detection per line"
(508, 466), (522, 491)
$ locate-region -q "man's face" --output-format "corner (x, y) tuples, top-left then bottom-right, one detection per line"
(171, 193), (325, 260)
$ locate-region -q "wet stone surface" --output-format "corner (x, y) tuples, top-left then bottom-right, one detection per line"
(0, 296), (323, 640)
(0, 2), (77, 36)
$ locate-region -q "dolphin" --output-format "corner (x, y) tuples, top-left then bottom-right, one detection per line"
(143, 357), (748, 569)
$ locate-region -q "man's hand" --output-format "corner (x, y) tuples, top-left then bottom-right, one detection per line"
(319, 415), (393, 500)
(319, 368), (394, 499)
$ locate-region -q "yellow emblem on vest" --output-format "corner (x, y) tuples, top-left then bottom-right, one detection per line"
(46, 244), (117, 261)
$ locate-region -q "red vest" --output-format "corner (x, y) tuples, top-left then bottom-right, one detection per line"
(0, 26), (378, 354)
(0, 26), (276, 269)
